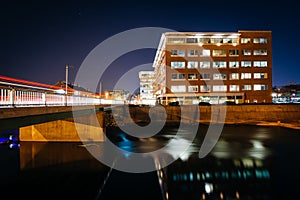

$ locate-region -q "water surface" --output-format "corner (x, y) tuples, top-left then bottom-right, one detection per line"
(0, 125), (299, 200)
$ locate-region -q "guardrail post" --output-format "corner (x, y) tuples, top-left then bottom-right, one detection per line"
(10, 88), (15, 107)
(43, 92), (47, 106)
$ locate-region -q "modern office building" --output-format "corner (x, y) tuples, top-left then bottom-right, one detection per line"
(139, 71), (156, 105)
(152, 30), (272, 105)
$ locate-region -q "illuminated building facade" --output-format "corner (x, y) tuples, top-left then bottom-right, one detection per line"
(139, 71), (156, 105)
(152, 30), (272, 105)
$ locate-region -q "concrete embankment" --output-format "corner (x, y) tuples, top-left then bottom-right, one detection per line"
(105, 104), (300, 129)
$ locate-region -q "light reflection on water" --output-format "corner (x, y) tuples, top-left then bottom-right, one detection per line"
(152, 126), (274, 200)
(0, 125), (300, 199)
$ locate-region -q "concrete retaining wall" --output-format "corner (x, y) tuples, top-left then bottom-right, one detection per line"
(105, 104), (300, 125)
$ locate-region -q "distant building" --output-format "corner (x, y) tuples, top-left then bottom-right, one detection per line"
(55, 80), (93, 96)
(139, 71), (156, 105)
(152, 30), (272, 105)
(272, 84), (300, 103)
(110, 89), (130, 102)
(101, 89), (130, 104)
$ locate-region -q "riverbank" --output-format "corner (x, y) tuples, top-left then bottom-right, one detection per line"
(198, 120), (300, 130)
(256, 121), (300, 129)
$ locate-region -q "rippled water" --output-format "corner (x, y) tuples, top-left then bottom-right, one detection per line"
(0, 124), (299, 200)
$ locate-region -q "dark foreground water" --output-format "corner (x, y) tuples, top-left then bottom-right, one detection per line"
(0, 124), (300, 200)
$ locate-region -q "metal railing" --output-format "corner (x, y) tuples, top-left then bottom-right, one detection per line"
(0, 86), (102, 107)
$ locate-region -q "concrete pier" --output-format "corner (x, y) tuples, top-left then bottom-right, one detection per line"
(20, 112), (105, 142)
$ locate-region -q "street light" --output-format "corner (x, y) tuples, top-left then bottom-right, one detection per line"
(65, 64), (69, 95)
(65, 64), (74, 106)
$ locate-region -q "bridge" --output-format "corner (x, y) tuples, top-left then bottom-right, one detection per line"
(0, 75), (125, 108)
(0, 75), (122, 142)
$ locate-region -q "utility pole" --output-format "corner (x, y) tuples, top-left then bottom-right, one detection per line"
(65, 64), (69, 95)
(65, 64), (69, 106)
(99, 81), (102, 105)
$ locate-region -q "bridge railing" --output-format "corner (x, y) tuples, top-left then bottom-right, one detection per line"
(0, 87), (103, 107)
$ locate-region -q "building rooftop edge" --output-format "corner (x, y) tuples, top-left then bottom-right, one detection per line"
(163, 30), (272, 36)
(238, 30), (272, 32)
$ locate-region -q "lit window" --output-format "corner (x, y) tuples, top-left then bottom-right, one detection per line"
(186, 38), (198, 43)
(213, 85), (227, 92)
(254, 73), (268, 79)
(211, 38), (222, 44)
(188, 85), (198, 92)
(213, 73), (227, 80)
(223, 38), (234, 44)
(171, 73), (177, 79)
(171, 85), (186, 92)
(212, 49), (226, 57)
(199, 38), (211, 44)
(200, 61), (210, 68)
(241, 61), (251, 67)
(167, 38), (185, 44)
(213, 61), (226, 68)
(187, 50), (198, 56)
(200, 73), (210, 80)
(242, 85), (252, 90)
(230, 85), (240, 91)
(171, 61), (185, 69)
(253, 38), (267, 44)
(242, 50), (251, 55)
(241, 73), (251, 79)
(229, 49), (239, 56)
(241, 38), (251, 43)
(254, 84), (268, 91)
(188, 73), (198, 80)
(229, 61), (239, 68)
(254, 61), (267, 67)
(178, 73), (185, 79)
(253, 50), (267, 55)
(187, 61), (198, 68)
(229, 73), (239, 80)
(170, 49), (185, 56)
(200, 85), (210, 92)
(200, 49), (210, 56)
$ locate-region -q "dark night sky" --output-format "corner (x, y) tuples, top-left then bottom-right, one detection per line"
(1, 0), (299, 92)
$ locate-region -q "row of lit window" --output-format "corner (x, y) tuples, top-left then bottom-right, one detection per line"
(171, 72), (268, 80)
(171, 84), (268, 93)
(170, 49), (268, 57)
(167, 37), (267, 45)
(170, 61), (268, 68)
(167, 37), (238, 45)
(172, 169), (270, 182)
(241, 37), (267, 44)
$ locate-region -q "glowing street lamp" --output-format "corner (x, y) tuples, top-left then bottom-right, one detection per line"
(105, 91), (109, 99)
